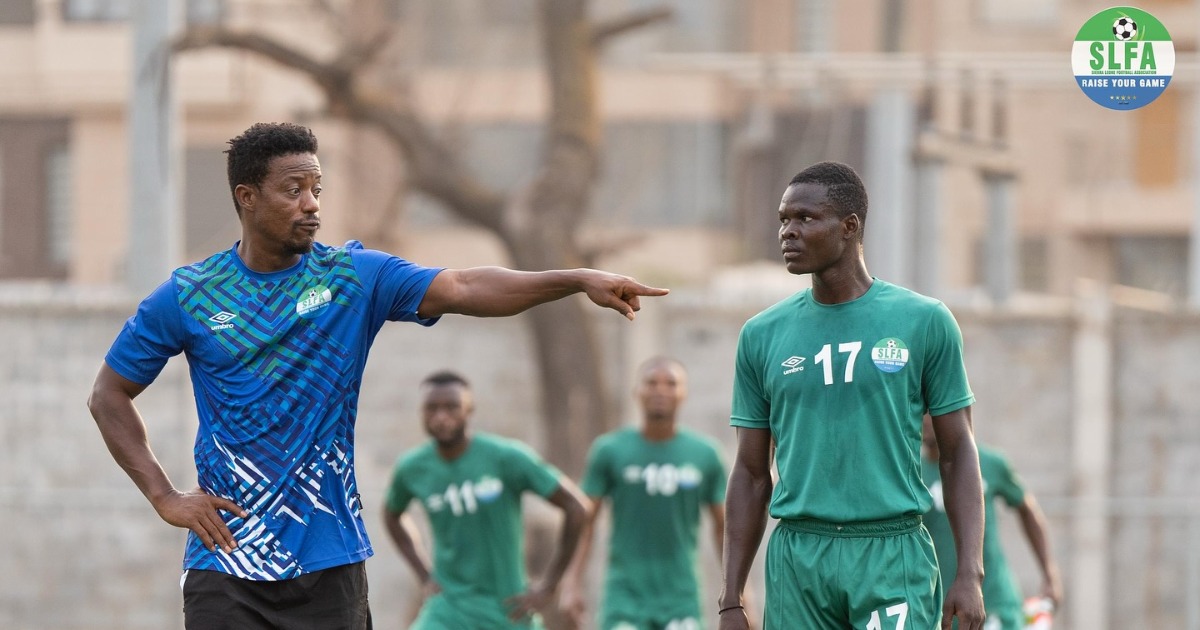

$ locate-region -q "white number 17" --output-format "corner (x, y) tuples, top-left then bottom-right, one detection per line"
(814, 341), (862, 385)
(865, 602), (908, 630)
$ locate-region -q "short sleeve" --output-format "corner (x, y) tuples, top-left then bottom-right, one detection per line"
(347, 243), (443, 327)
(989, 451), (1027, 508)
(104, 279), (186, 385)
(731, 322), (770, 429)
(921, 303), (975, 417)
(579, 438), (613, 499)
(384, 459), (415, 514)
(704, 442), (728, 505)
(506, 441), (563, 499)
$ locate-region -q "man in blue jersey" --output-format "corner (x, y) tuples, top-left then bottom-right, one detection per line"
(718, 162), (986, 630)
(86, 122), (667, 630)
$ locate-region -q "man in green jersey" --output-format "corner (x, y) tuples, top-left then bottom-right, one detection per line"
(719, 162), (987, 630)
(382, 371), (589, 629)
(562, 357), (727, 630)
(921, 416), (1062, 630)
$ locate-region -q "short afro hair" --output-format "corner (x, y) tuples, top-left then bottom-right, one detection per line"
(788, 161), (869, 233)
(421, 370), (472, 390)
(225, 122), (318, 214)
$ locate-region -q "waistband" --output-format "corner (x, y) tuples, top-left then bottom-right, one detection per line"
(778, 515), (923, 538)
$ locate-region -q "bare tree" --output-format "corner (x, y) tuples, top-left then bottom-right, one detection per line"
(175, 0), (671, 471)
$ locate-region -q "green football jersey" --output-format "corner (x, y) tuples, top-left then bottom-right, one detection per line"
(922, 445), (1026, 614)
(385, 432), (562, 628)
(581, 427), (727, 622)
(731, 280), (974, 522)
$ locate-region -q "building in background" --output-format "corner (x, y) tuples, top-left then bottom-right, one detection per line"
(0, 0), (1196, 306)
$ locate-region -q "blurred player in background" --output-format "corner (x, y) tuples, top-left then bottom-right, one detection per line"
(921, 415), (1063, 630)
(87, 121), (666, 629)
(719, 161), (986, 630)
(562, 356), (727, 630)
(383, 370), (588, 629)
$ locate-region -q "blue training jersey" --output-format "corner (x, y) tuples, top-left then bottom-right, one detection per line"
(105, 241), (442, 580)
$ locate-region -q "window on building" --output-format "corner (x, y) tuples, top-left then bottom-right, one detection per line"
(1114, 235), (1187, 300)
(0, 117), (71, 279)
(63, 0), (224, 24)
(63, 0), (130, 22)
(0, 0), (36, 25)
(45, 144), (73, 267)
(185, 147), (240, 260)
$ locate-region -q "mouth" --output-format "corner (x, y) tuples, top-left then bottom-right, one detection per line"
(297, 222), (321, 233)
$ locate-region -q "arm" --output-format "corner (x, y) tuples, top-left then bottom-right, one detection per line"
(931, 407), (986, 630)
(1016, 493), (1063, 606)
(381, 507), (438, 596)
(87, 363), (246, 552)
(416, 267), (668, 320)
(718, 427), (773, 630)
(559, 495), (603, 627)
(508, 481), (591, 620)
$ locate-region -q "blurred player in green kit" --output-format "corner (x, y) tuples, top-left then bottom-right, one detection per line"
(719, 162), (987, 630)
(921, 415), (1062, 630)
(382, 371), (589, 629)
(562, 357), (728, 630)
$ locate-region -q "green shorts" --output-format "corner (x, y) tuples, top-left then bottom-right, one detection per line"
(411, 592), (544, 630)
(599, 613), (702, 630)
(763, 516), (941, 630)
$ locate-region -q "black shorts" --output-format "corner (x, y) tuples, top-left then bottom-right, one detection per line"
(182, 561), (372, 630)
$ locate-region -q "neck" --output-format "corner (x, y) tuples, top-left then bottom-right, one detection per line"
(641, 416), (677, 441)
(236, 236), (303, 274)
(810, 256), (872, 305)
(436, 435), (471, 461)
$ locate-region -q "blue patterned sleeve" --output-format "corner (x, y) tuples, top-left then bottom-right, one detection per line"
(346, 242), (444, 327)
(104, 279), (187, 385)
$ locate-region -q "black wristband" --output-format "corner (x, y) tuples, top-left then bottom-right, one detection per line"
(719, 605), (744, 614)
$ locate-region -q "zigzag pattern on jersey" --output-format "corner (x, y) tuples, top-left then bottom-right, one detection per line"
(175, 245), (367, 580)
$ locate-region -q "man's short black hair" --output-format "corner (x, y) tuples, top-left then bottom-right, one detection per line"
(421, 370), (471, 390)
(225, 122), (319, 214)
(789, 161), (869, 229)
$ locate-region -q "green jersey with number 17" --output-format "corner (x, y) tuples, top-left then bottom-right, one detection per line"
(731, 279), (974, 522)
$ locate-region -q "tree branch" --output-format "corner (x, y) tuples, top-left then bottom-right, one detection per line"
(172, 26), (507, 234)
(590, 6), (673, 46)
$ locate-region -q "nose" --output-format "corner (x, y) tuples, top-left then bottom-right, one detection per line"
(301, 189), (319, 213)
(780, 219), (798, 241)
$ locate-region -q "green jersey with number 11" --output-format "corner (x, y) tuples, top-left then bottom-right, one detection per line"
(731, 279), (974, 523)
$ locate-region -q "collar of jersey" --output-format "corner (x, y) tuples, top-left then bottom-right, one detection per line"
(806, 277), (882, 309)
(228, 241), (310, 282)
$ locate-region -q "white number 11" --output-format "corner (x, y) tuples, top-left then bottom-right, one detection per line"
(814, 341), (862, 385)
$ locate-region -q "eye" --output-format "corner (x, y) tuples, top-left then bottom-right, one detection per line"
(288, 188), (301, 196)
(313, 186), (322, 197)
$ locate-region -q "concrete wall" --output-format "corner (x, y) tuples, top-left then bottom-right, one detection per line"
(2, 289), (1198, 629)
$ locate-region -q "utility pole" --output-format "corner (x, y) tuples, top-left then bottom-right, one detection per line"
(128, 0), (182, 294)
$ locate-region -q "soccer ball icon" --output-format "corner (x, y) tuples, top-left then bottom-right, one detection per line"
(1113, 17), (1137, 41)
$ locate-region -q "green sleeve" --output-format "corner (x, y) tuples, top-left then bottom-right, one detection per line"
(507, 440), (563, 499)
(579, 438), (612, 499)
(921, 303), (976, 416)
(987, 449), (1027, 507)
(705, 442), (728, 505)
(384, 458), (414, 514)
(731, 322), (770, 429)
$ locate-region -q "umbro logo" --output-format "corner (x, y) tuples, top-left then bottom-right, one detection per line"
(781, 355), (805, 375)
(208, 311), (237, 330)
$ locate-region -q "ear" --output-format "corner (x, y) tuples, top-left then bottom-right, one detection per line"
(842, 213), (861, 241)
(234, 183), (257, 213)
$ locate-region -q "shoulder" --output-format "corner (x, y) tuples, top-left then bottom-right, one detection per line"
(395, 442), (436, 471)
(977, 444), (1013, 470)
(174, 249), (237, 287)
(873, 281), (945, 314)
(477, 432), (536, 460)
(740, 291), (809, 340)
(678, 428), (723, 454)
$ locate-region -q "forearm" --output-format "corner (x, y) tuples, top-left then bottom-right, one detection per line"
(539, 501), (588, 592)
(940, 440), (985, 580)
(88, 389), (177, 507)
(436, 267), (586, 318)
(385, 513), (432, 583)
(1018, 500), (1060, 584)
(562, 503), (598, 591)
(719, 467), (771, 608)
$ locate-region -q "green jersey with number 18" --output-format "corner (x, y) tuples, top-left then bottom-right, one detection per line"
(731, 279), (974, 522)
(581, 427), (727, 623)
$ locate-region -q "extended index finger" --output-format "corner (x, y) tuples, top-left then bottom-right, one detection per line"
(626, 282), (669, 297)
